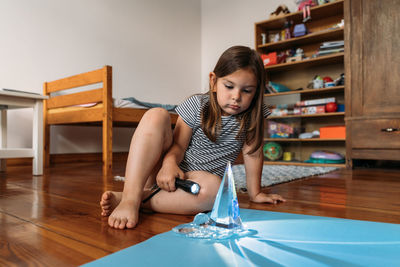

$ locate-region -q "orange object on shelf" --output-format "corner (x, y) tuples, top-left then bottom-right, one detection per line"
(320, 126), (346, 139)
(261, 52), (277, 66)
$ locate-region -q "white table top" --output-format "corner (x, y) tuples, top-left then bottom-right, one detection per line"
(0, 89), (48, 100)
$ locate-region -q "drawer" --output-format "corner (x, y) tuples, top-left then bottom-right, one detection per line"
(351, 119), (400, 149)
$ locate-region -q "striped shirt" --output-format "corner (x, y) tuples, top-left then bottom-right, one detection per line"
(175, 94), (270, 177)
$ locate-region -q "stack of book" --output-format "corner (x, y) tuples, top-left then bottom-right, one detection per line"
(317, 41), (344, 57)
(294, 97), (335, 115)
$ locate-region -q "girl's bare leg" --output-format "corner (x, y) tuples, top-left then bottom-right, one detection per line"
(148, 171), (221, 214)
(106, 108), (173, 229)
(101, 170), (222, 218)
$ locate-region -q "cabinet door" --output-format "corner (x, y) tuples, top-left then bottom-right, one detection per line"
(349, 0), (400, 117)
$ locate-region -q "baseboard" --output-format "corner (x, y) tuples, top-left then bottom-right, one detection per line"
(6, 151), (242, 167)
(6, 152), (129, 167)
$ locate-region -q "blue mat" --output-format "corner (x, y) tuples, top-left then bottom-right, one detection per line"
(84, 209), (400, 267)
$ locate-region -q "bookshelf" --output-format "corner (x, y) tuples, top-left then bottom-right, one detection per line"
(255, 0), (346, 167)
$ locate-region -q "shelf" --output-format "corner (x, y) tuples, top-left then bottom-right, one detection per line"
(258, 28), (344, 52)
(267, 112), (345, 120)
(255, 0), (344, 30)
(257, 0), (345, 168)
(265, 52), (344, 73)
(264, 86), (344, 97)
(264, 138), (345, 142)
(263, 161), (345, 168)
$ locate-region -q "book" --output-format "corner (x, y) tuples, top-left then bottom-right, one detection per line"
(320, 41), (344, 48)
(317, 48), (344, 56)
(296, 97), (335, 107)
(301, 105), (326, 115)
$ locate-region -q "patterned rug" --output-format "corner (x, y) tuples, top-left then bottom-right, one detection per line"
(114, 165), (339, 190)
(232, 164), (338, 190)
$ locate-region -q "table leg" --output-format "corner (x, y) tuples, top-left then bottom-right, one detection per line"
(0, 109), (7, 172)
(32, 100), (43, 175)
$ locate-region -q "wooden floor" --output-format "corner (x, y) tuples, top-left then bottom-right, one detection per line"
(1, 161), (400, 266)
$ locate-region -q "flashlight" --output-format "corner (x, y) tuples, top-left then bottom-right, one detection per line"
(142, 177), (201, 203)
(175, 178), (200, 195)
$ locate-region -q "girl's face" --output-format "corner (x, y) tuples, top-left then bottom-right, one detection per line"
(210, 68), (257, 116)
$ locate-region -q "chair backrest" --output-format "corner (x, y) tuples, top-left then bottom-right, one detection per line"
(43, 65), (112, 110)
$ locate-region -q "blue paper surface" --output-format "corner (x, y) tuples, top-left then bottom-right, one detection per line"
(84, 209), (400, 267)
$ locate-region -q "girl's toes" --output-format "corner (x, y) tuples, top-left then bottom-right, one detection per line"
(126, 219), (136, 228)
(119, 218), (128, 229)
(108, 216), (115, 227)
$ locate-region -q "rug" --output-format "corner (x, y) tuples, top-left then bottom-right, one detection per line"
(232, 164), (338, 190)
(115, 165), (339, 189)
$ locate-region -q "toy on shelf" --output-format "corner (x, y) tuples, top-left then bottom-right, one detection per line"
(293, 23), (308, 37)
(299, 130), (320, 139)
(268, 31), (281, 43)
(261, 33), (267, 45)
(296, 0), (317, 22)
(334, 73), (345, 86)
(320, 126), (346, 139)
(286, 48), (304, 62)
(325, 102), (338, 112)
(261, 52), (277, 66)
(268, 121), (296, 138)
(312, 75), (324, 89)
(305, 150), (345, 164)
(282, 20), (293, 40)
(269, 81), (291, 92)
(263, 142), (283, 161)
(269, 5), (290, 19)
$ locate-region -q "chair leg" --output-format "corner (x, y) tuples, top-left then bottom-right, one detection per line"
(44, 124), (50, 167)
(102, 119), (112, 174)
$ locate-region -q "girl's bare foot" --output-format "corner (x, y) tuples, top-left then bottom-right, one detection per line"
(108, 199), (141, 229)
(101, 188), (157, 229)
(100, 191), (122, 217)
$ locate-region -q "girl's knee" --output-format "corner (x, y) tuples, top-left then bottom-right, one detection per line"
(140, 108), (171, 130)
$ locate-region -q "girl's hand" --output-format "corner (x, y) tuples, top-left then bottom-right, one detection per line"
(156, 163), (185, 192)
(250, 192), (286, 204)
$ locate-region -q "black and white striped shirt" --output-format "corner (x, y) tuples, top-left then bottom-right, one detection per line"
(176, 94), (270, 177)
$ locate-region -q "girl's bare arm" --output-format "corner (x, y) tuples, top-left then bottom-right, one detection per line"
(157, 116), (192, 191)
(242, 143), (286, 204)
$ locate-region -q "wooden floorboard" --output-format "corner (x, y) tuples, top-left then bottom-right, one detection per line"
(1, 162), (399, 266)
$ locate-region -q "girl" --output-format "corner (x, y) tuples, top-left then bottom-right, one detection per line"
(100, 46), (285, 229)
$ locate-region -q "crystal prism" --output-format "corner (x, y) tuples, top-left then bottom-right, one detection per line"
(208, 161), (243, 229)
(172, 162), (254, 240)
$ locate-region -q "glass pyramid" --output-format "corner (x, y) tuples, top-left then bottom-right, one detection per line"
(172, 162), (252, 239)
(208, 161), (243, 229)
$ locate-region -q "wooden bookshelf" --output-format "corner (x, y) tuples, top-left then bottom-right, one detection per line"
(256, 1), (345, 167)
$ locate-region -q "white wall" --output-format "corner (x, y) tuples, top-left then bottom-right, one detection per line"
(0, 0), (201, 153)
(200, 0), (297, 90)
(1, 0), (298, 155)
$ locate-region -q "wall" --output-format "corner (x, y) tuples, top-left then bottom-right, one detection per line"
(200, 0), (297, 90)
(0, 0), (299, 155)
(0, 0), (201, 153)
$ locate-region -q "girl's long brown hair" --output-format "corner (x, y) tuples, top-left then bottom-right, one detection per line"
(201, 46), (266, 154)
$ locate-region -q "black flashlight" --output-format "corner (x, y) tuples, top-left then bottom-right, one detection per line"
(142, 177), (201, 203)
(175, 178), (200, 195)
